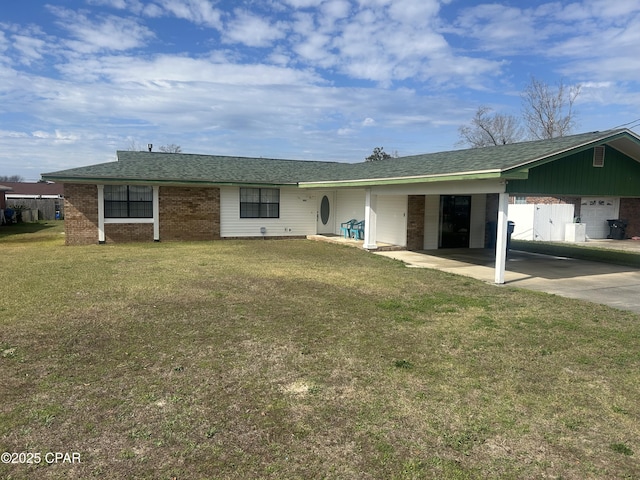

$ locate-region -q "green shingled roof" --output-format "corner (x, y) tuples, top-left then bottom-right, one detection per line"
(42, 129), (640, 186)
(43, 152), (350, 185)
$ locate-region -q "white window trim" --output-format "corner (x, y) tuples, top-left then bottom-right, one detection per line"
(98, 185), (160, 243)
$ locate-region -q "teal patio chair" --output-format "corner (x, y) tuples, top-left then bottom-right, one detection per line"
(351, 220), (365, 240)
(340, 219), (357, 238)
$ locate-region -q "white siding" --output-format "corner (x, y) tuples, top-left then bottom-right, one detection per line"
(336, 189), (365, 234)
(424, 195), (439, 249)
(220, 186), (316, 237)
(469, 194), (486, 248)
(376, 195), (407, 246)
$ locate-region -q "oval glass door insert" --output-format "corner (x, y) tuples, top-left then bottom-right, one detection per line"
(320, 195), (330, 225)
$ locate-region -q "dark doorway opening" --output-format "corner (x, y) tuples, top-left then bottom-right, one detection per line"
(440, 195), (471, 248)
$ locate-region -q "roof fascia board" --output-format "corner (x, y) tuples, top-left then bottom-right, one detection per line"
(299, 171), (505, 188)
(40, 177), (297, 188)
(371, 178), (507, 196)
(502, 130), (637, 175)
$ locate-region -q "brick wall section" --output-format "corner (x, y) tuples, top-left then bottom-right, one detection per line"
(105, 223), (154, 243)
(406, 195), (425, 251)
(619, 198), (640, 238)
(63, 184), (99, 245)
(159, 186), (220, 241)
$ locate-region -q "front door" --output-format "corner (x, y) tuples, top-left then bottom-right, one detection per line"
(439, 195), (471, 248)
(317, 192), (335, 234)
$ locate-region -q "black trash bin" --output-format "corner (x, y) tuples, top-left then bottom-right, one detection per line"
(607, 219), (627, 240)
(488, 221), (515, 252)
(507, 221), (516, 252)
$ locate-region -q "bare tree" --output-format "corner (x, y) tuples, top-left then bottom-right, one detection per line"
(365, 146), (392, 162)
(0, 175), (24, 182)
(457, 106), (524, 148)
(159, 144), (182, 153)
(125, 138), (144, 151)
(521, 76), (581, 139)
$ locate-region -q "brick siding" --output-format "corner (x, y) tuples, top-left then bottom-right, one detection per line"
(159, 186), (220, 241)
(63, 184), (221, 244)
(406, 195), (425, 251)
(63, 184), (99, 245)
(104, 223), (154, 243)
(619, 198), (640, 238)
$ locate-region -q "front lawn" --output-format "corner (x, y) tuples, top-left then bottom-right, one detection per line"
(1, 224), (638, 479)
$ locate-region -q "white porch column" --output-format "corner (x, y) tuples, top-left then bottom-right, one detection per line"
(363, 188), (378, 250)
(494, 192), (509, 284)
(97, 184), (105, 244)
(153, 186), (160, 241)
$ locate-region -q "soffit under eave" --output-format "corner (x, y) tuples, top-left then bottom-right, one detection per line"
(607, 136), (640, 162)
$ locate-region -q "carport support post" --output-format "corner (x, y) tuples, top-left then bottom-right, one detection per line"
(97, 184), (106, 244)
(494, 193), (509, 284)
(363, 188), (378, 250)
(153, 186), (160, 241)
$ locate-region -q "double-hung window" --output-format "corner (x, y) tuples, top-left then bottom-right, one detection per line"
(240, 188), (280, 218)
(104, 185), (153, 218)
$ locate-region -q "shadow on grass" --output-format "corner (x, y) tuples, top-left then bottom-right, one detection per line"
(0, 221), (64, 242)
(511, 240), (640, 268)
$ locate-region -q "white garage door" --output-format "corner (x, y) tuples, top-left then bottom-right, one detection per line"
(580, 197), (619, 239)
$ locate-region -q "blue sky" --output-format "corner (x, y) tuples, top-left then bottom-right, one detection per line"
(1, 0), (640, 180)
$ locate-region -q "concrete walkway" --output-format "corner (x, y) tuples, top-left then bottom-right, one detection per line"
(374, 248), (640, 314)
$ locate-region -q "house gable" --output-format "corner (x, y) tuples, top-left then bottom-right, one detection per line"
(507, 145), (640, 196)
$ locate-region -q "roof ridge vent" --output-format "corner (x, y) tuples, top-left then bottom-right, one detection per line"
(593, 146), (605, 167)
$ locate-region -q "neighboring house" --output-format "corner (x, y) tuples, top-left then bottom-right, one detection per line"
(2, 182), (64, 220)
(41, 129), (640, 283)
(0, 184), (12, 224)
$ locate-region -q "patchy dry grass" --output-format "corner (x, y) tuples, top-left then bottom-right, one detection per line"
(1, 222), (639, 479)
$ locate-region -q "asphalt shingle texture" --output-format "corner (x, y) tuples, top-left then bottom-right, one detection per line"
(42, 130), (626, 185)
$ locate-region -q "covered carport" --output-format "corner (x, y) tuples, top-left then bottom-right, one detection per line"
(302, 128), (640, 284)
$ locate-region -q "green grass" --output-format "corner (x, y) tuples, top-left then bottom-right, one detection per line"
(1, 222), (639, 479)
(512, 239), (640, 267)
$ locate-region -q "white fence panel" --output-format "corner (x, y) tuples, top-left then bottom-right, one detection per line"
(509, 203), (574, 241)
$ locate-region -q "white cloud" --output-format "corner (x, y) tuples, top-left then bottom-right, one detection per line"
(49, 7), (154, 53)
(282, 0), (325, 8)
(88, 0), (129, 8)
(155, 0), (222, 28)
(224, 10), (288, 48)
(31, 130), (79, 144)
(11, 34), (47, 64)
(451, 4), (541, 55)
(2, 0), (640, 180)
(321, 0), (351, 19)
(0, 130), (28, 138)
(57, 54), (323, 86)
(388, 0), (441, 24)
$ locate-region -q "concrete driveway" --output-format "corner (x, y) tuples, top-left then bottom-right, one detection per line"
(374, 248), (640, 314)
